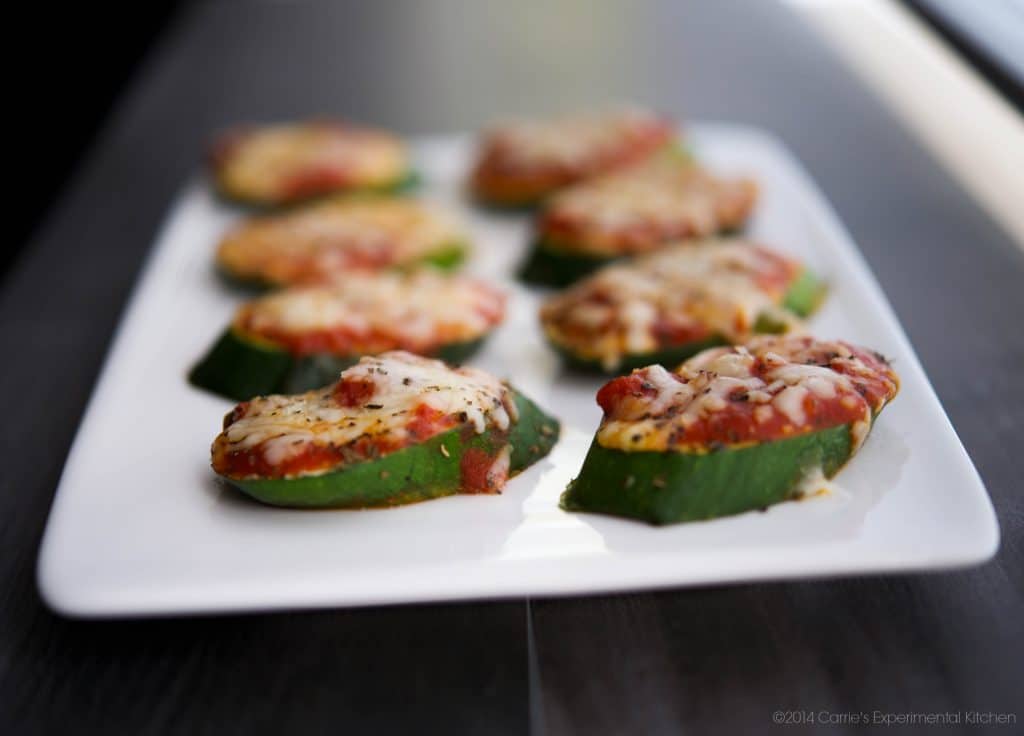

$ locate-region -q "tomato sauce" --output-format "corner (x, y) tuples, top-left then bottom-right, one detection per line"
(472, 119), (673, 200)
(237, 307), (498, 358)
(332, 377), (376, 407)
(597, 339), (898, 448)
(280, 165), (355, 201)
(406, 404), (458, 441)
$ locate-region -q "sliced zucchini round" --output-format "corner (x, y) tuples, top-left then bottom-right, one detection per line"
(226, 392), (560, 508)
(189, 328), (488, 401)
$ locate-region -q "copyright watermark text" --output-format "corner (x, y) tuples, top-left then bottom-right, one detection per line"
(772, 710), (1017, 727)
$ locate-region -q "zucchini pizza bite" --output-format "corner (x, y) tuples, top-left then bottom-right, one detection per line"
(469, 107), (676, 209)
(190, 270), (506, 401)
(521, 154), (758, 286)
(211, 351), (560, 508)
(561, 335), (899, 525)
(216, 197), (468, 288)
(209, 120), (416, 206)
(540, 240), (825, 372)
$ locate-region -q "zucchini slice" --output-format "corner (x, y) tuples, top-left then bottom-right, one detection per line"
(215, 169), (420, 210)
(469, 108), (676, 209)
(544, 274), (825, 374)
(215, 197), (470, 289)
(217, 242), (467, 293)
(212, 351), (560, 508)
(522, 154), (758, 286)
(228, 392), (559, 508)
(560, 336), (899, 524)
(518, 227), (752, 288)
(189, 328), (487, 401)
(563, 424), (853, 524)
(191, 270), (505, 400)
(209, 121), (415, 207)
(540, 241), (826, 373)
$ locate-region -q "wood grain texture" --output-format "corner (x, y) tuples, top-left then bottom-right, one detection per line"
(1, 1), (1021, 734)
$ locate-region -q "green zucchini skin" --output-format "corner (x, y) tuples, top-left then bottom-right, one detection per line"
(782, 268), (828, 318)
(549, 337), (726, 375)
(518, 240), (618, 287)
(189, 329), (295, 401)
(189, 328), (489, 401)
(214, 169), (421, 210)
(225, 392), (560, 508)
(519, 227), (750, 289)
(471, 194), (545, 214)
(417, 242), (468, 272)
(217, 240), (468, 292)
(381, 169), (421, 194)
(546, 268), (826, 374)
(561, 424), (855, 525)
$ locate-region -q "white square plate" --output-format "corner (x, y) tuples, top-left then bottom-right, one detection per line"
(37, 125), (998, 616)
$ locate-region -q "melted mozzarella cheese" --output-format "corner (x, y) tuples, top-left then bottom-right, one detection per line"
(540, 241), (802, 369)
(542, 156), (756, 254)
(641, 364), (696, 416)
(483, 106), (666, 169)
(216, 198), (466, 284)
(237, 270), (504, 350)
(217, 352), (517, 476)
(216, 123), (408, 202)
(774, 385), (809, 426)
(597, 336), (886, 452)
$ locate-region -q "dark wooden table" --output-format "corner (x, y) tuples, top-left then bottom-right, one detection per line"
(2, 2), (1022, 733)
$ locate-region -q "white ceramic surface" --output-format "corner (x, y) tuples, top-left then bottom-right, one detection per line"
(37, 125), (998, 617)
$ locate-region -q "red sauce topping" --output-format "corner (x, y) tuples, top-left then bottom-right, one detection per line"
(214, 431), (411, 479)
(471, 118), (674, 200)
(597, 337), (899, 448)
(540, 244), (798, 359)
(460, 447), (497, 494)
(218, 444), (345, 479)
(596, 373), (663, 414)
(280, 165), (356, 201)
(677, 386), (863, 446)
(236, 293), (504, 358)
(406, 404), (458, 441)
(211, 351), (517, 482)
(459, 441), (511, 494)
(538, 184), (758, 251)
(541, 214), (706, 252)
(332, 377), (376, 407)
(223, 403), (249, 429)
(650, 319), (715, 351)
